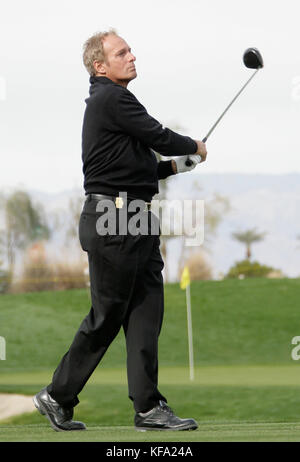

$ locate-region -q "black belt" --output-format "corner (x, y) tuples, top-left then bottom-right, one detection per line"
(86, 193), (152, 211)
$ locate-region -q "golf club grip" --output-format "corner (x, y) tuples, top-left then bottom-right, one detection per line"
(185, 136), (207, 166)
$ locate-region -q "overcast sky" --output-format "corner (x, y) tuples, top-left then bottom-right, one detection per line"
(1, 0), (300, 193)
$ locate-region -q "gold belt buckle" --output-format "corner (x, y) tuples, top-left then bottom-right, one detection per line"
(115, 197), (124, 209)
(115, 196), (151, 211)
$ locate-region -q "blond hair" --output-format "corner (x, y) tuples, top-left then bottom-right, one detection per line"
(83, 29), (118, 76)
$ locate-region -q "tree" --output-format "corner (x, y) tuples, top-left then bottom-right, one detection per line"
(65, 195), (85, 243)
(178, 251), (213, 282)
(232, 228), (267, 260)
(0, 258), (11, 293)
(177, 181), (231, 273)
(1, 190), (50, 275)
(225, 259), (276, 279)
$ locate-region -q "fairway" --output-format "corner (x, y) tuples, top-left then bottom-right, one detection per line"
(2, 422), (300, 442)
(2, 365), (300, 442)
(1, 279), (300, 442)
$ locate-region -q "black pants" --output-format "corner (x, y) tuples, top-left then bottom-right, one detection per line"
(47, 197), (167, 413)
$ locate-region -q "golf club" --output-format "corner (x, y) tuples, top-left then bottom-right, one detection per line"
(185, 47), (264, 166)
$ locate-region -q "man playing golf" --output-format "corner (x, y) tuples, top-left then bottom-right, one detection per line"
(33, 29), (207, 432)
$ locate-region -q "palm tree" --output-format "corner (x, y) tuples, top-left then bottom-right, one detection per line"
(232, 228), (266, 260)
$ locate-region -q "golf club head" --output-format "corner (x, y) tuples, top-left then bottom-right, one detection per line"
(243, 48), (264, 69)
(185, 48), (264, 167)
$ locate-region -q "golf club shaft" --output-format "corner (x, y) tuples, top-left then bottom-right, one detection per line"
(185, 68), (260, 166)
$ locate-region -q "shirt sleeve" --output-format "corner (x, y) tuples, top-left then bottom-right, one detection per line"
(157, 160), (176, 180)
(111, 88), (198, 156)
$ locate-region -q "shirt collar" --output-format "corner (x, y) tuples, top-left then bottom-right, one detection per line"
(89, 76), (114, 85)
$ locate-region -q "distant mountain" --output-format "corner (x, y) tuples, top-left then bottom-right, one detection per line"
(23, 172), (300, 280)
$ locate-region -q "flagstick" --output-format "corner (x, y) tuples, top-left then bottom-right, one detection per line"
(185, 283), (194, 381)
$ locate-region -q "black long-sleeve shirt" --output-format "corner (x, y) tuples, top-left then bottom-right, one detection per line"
(81, 76), (197, 201)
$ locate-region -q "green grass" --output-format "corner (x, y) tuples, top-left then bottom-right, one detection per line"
(1, 278), (300, 441)
(3, 422), (300, 442)
(1, 278), (300, 371)
(1, 365), (300, 441)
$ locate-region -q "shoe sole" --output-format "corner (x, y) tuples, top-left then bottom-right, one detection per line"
(135, 424), (198, 432)
(33, 395), (86, 432)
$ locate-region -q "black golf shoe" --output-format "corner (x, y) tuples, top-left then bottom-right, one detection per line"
(134, 400), (198, 431)
(33, 387), (86, 432)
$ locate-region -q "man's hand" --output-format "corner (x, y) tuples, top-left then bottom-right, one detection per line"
(194, 140), (207, 162)
(172, 155), (202, 174)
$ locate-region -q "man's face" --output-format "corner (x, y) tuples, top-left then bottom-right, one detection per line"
(94, 35), (137, 87)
